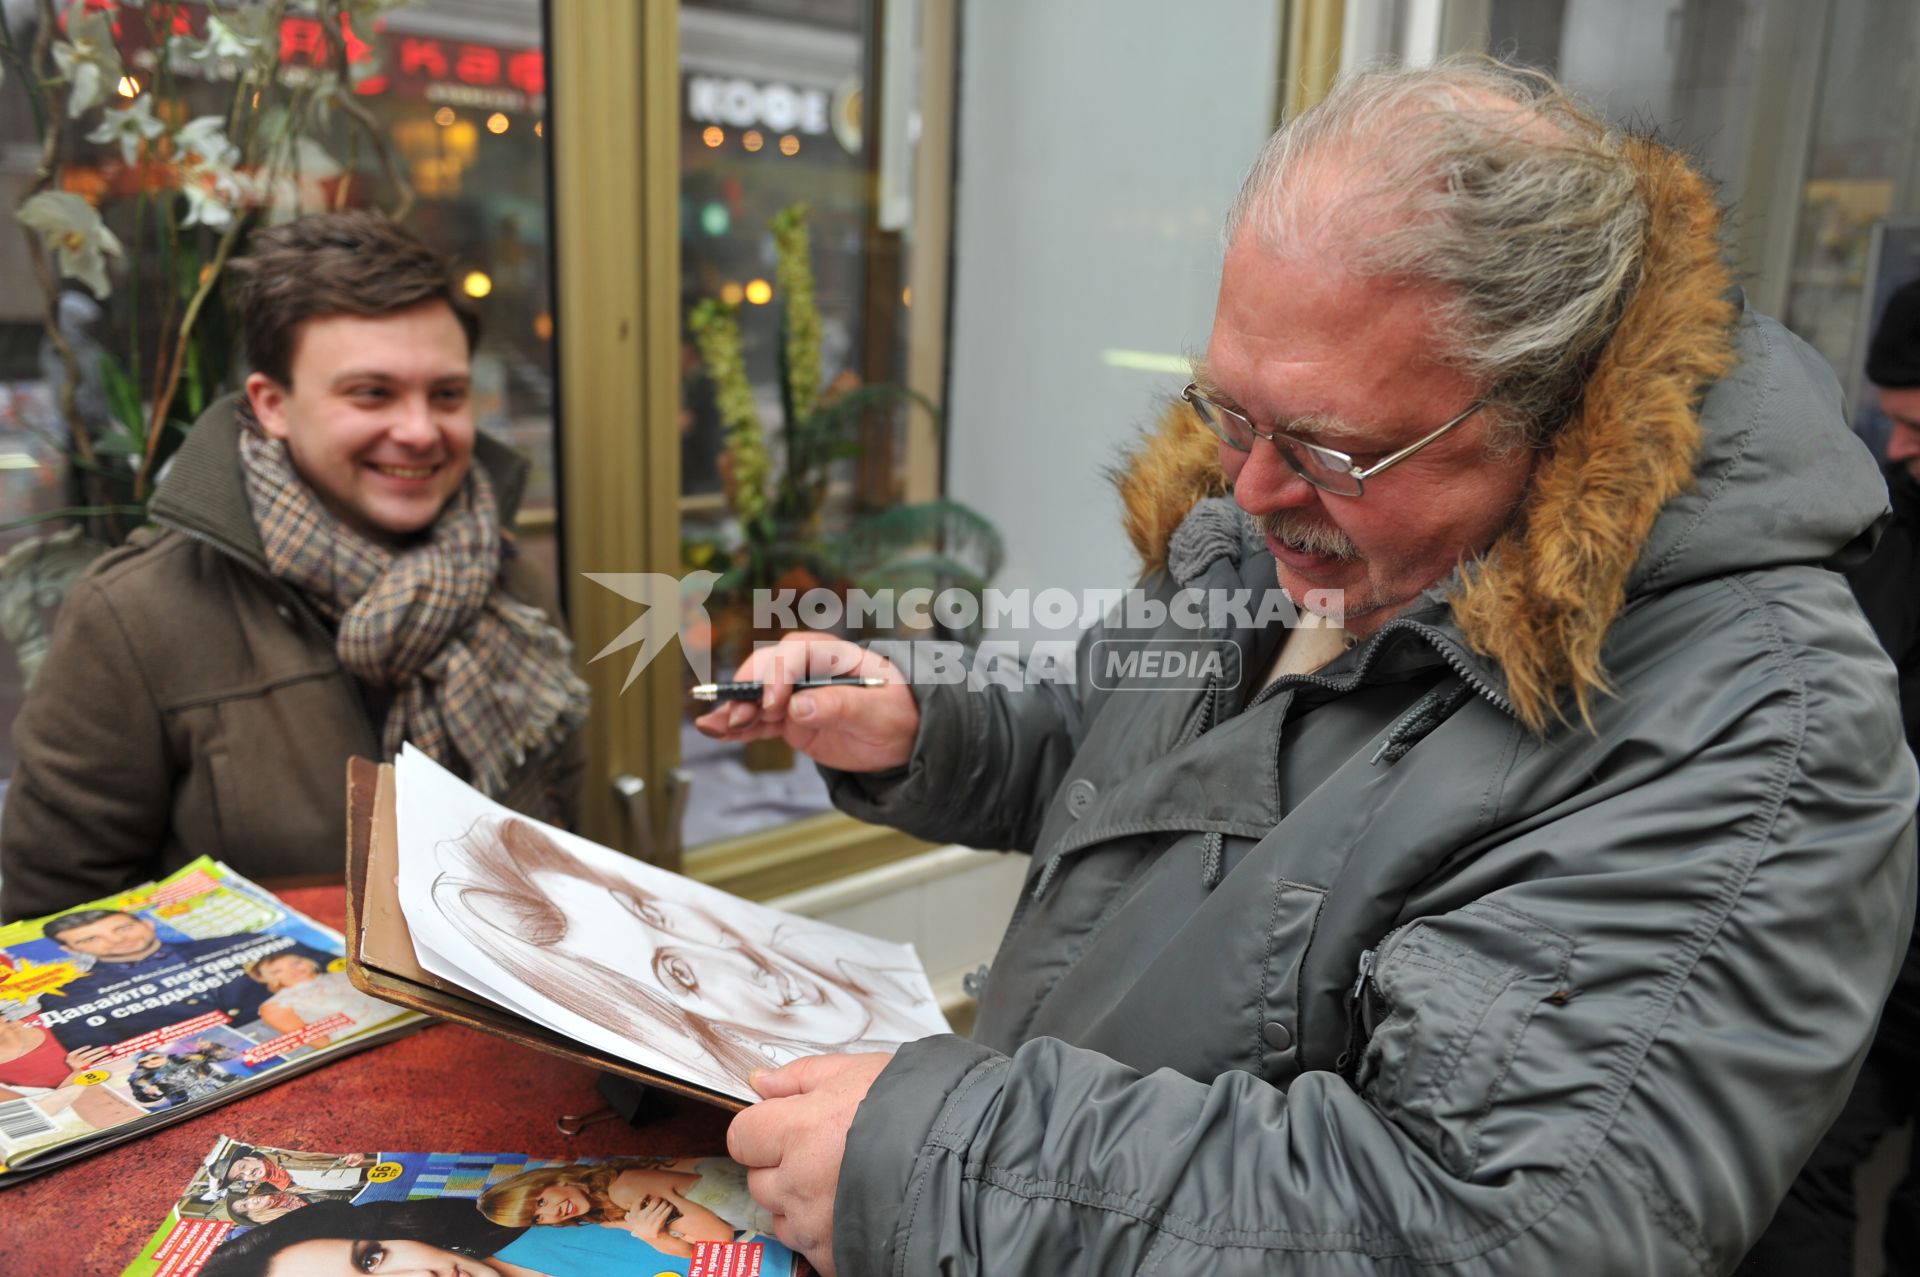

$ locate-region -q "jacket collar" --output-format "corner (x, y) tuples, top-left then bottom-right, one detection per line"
(147, 393), (532, 570)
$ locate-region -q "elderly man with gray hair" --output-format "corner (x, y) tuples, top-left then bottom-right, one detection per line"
(705, 59), (1918, 1276)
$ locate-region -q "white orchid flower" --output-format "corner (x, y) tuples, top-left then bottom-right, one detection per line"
(86, 94), (165, 164)
(51, 3), (125, 117)
(175, 115), (242, 169)
(179, 161), (249, 229)
(187, 8), (270, 64)
(187, 11), (257, 62)
(15, 191), (123, 298)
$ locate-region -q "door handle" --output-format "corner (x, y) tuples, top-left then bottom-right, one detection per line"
(612, 769), (692, 871)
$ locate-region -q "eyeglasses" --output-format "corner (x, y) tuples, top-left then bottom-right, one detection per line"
(1181, 383), (1486, 498)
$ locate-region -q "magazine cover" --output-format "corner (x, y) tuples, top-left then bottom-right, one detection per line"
(0, 859), (419, 1183)
(122, 1135), (807, 1277)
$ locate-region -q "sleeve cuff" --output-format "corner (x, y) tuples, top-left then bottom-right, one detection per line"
(833, 1034), (1001, 1276)
(822, 677), (981, 831)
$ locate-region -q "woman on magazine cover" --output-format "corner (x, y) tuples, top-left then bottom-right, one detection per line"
(0, 1011), (145, 1131)
(201, 1195), (721, 1276)
(477, 1155), (775, 1257)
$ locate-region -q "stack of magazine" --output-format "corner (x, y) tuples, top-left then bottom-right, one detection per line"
(123, 1135), (807, 1277)
(0, 859), (418, 1185)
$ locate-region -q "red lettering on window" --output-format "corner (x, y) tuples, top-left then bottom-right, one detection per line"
(340, 18), (374, 64)
(399, 37), (449, 78)
(506, 49), (545, 96)
(455, 45), (501, 85)
(280, 16), (326, 65)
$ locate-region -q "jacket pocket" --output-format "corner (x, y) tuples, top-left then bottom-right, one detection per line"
(1352, 901), (1573, 1179)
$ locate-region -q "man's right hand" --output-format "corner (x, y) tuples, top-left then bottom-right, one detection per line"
(693, 633), (918, 773)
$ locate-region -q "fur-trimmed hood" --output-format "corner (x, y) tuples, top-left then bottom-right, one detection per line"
(1117, 139), (1887, 730)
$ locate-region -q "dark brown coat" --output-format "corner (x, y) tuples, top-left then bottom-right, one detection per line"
(0, 398), (583, 920)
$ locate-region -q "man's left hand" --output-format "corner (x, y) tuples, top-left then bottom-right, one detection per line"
(727, 1052), (893, 1277)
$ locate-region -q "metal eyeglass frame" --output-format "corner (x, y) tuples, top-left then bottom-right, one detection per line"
(1181, 382), (1486, 498)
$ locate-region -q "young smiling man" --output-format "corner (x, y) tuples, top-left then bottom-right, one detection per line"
(0, 213), (588, 920)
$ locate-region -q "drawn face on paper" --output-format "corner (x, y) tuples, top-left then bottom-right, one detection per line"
(530, 1182), (592, 1225)
(530, 870), (874, 1044)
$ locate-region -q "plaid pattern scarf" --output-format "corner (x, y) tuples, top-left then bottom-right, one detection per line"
(237, 420), (589, 800)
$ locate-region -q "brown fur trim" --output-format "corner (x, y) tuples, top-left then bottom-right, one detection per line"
(1451, 140), (1736, 731)
(1112, 139), (1736, 730)
(1117, 404), (1231, 576)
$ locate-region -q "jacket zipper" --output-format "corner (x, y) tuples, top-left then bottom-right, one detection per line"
(1174, 674), (1222, 750)
(1242, 617), (1516, 718)
(1335, 919), (1416, 1082)
(1336, 947), (1377, 1080)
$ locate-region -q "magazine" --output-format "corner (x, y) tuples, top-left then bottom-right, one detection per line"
(122, 1135), (807, 1276)
(0, 859), (420, 1185)
(383, 746), (951, 1104)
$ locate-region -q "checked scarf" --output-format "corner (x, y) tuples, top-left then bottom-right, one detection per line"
(237, 421), (589, 800)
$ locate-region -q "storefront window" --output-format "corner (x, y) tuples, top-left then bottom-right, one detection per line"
(674, 0), (934, 849)
(1779, 0), (1920, 444)
(1484, 0), (1766, 196)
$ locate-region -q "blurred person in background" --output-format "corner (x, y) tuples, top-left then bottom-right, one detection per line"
(1746, 278), (1920, 1277)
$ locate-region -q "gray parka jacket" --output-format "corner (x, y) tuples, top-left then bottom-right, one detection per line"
(823, 147), (1918, 1274)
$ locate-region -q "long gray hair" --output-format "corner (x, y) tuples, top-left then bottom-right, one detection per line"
(1226, 56), (1650, 449)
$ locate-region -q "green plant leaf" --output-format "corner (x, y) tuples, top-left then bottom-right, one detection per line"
(91, 428), (145, 457)
(803, 383), (943, 438)
(853, 554), (992, 595)
(182, 331), (205, 419)
(826, 498), (1006, 580)
(97, 350), (145, 440)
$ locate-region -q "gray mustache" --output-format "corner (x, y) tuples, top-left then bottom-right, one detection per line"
(1256, 512), (1359, 560)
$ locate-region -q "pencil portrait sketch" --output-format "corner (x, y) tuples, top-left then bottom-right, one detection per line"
(394, 747), (948, 1099)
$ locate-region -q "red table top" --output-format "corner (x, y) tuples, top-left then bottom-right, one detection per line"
(2, 884), (735, 1272)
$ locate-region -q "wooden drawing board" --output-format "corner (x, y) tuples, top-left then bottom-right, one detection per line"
(342, 757), (744, 1112)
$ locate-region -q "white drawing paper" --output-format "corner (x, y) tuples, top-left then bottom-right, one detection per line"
(394, 746), (950, 1101)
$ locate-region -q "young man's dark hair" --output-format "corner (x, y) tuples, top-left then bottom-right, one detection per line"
(41, 908), (130, 942)
(224, 212), (481, 387)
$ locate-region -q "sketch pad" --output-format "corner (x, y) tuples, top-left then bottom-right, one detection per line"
(346, 752), (949, 1110)
(342, 757), (745, 1111)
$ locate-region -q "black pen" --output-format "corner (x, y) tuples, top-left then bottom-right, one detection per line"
(691, 677), (889, 702)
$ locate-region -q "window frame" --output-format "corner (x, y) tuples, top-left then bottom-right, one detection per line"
(549, 0), (954, 896)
